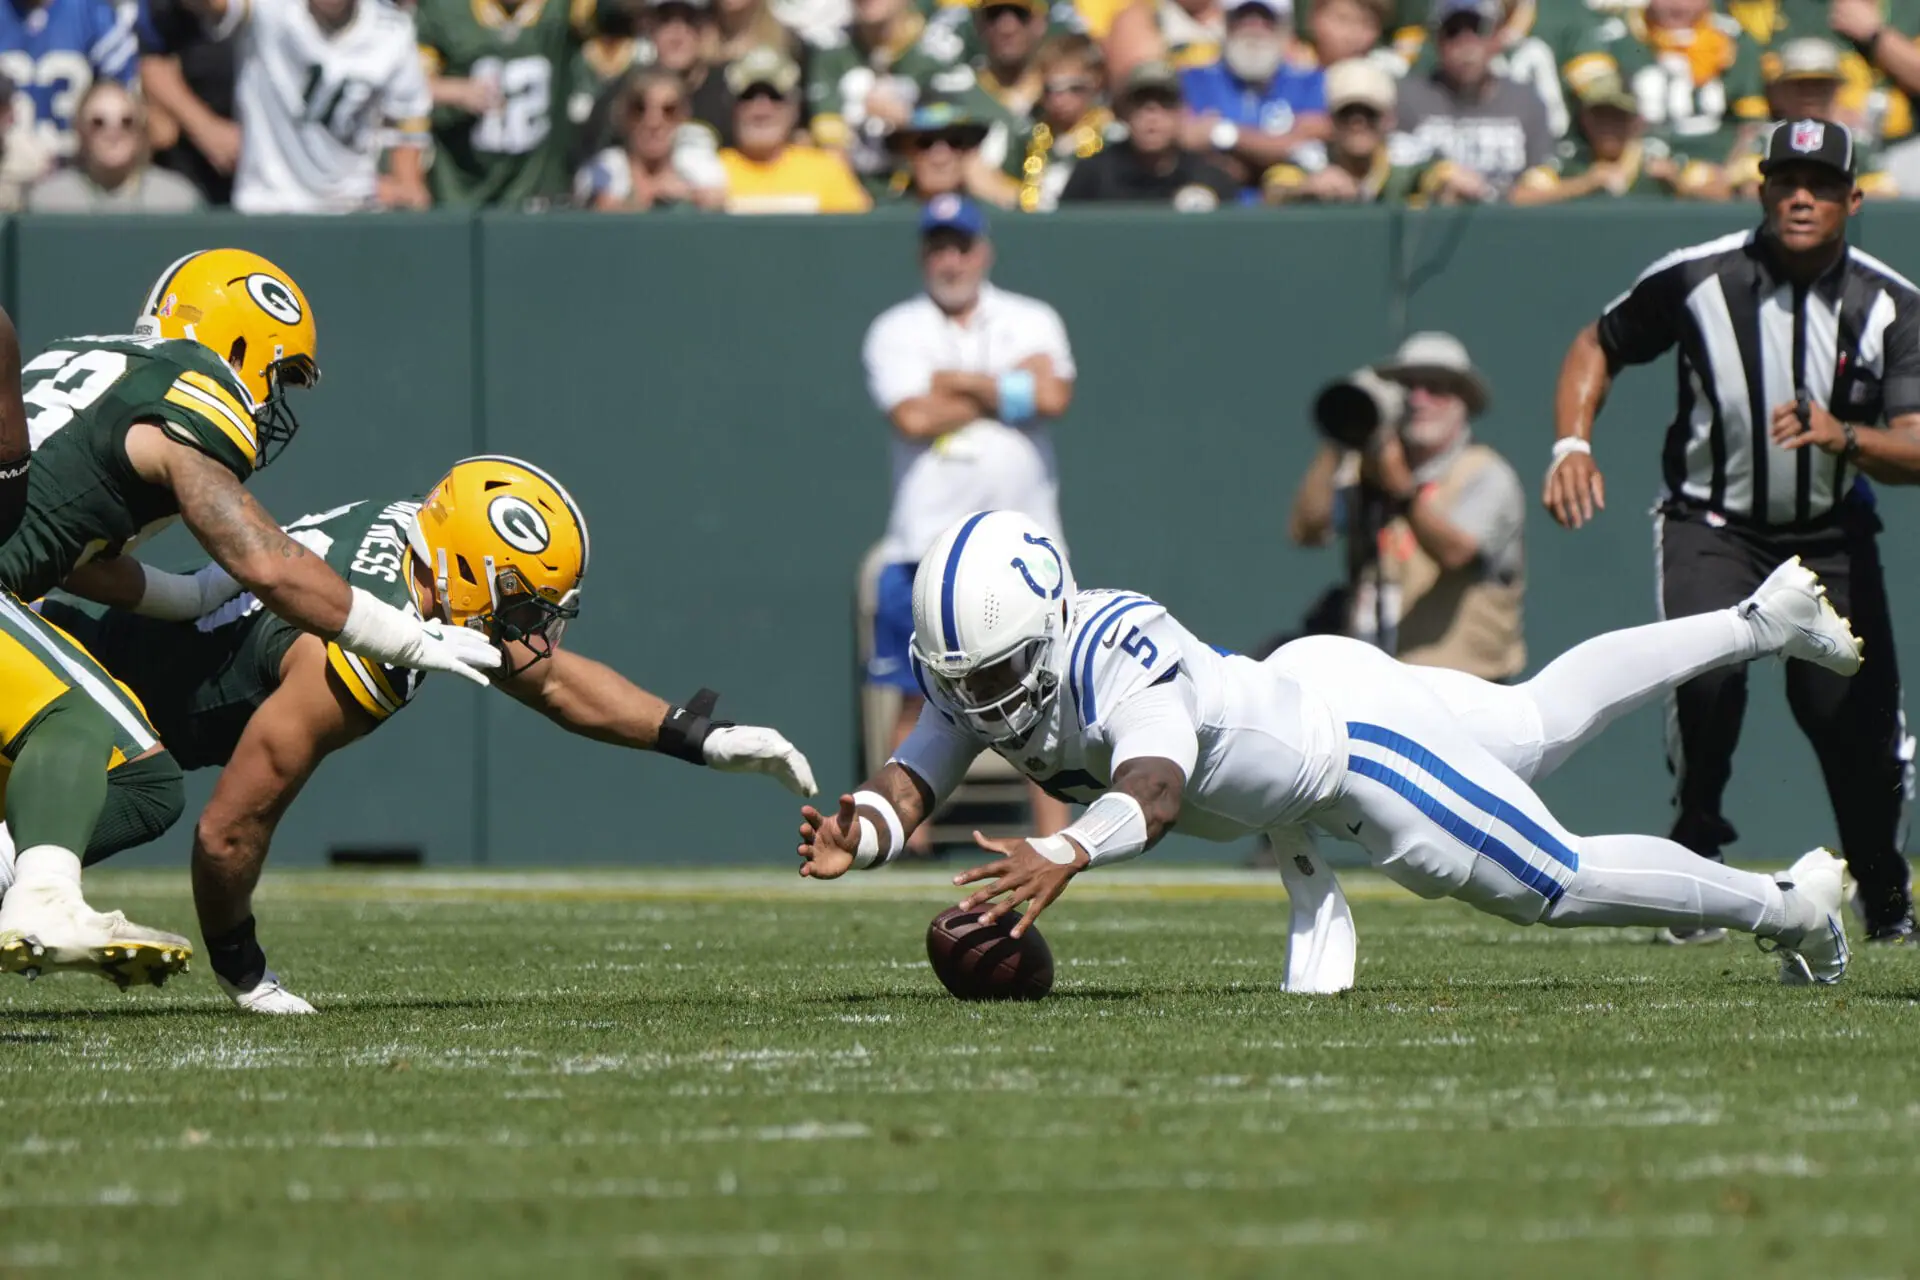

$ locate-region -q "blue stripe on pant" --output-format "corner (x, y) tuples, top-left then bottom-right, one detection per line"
(1345, 757), (1567, 902)
(1347, 722), (1581, 875)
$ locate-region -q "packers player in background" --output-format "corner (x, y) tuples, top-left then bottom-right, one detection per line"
(0, 248), (501, 989)
(8, 455), (818, 1013)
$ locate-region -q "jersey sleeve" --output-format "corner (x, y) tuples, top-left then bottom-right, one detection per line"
(1098, 675), (1201, 783)
(1067, 597), (1187, 732)
(1595, 255), (1689, 366)
(1880, 296), (1920, 419)
(889, 699), (982, 802)
(89, 0), (139, 82)
(863, 307), (932, 411)
(383, 17), (434, 129)
(325, 641), (420, 723)
(147, 359), (262, 478)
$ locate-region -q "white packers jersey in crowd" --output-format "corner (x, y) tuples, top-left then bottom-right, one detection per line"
(225, 0), (430, 213)
(896, 589), (1344, 842)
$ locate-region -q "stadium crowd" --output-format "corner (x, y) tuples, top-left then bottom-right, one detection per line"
(0, 0), (1912, 212)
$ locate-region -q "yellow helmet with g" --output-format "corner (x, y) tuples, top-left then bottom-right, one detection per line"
(407, 455), (589, 674)
(135, 248), (320, 467)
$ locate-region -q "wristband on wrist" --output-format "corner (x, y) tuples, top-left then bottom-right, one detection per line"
(996, 369), (1038, 425)
(1546, 436), (1592, 482)
(657, 687), (731, 765)
(851, 789), (905, 869)
(1058, 791), (1150, 868)
(1843, 421), (1861, 459)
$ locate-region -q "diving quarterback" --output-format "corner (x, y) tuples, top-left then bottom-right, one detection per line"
(800, 510), (1863, 988)
(2, 455), (818, 1013)
(0, 249), (501, 990)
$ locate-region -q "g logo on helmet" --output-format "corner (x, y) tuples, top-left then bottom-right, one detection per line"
(488, 495), (551, 553)
(244, 273), (304, 325)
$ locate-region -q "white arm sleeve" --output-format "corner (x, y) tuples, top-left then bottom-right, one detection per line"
(888, 703), (983, 805)
(1100, 677), (1201, 783)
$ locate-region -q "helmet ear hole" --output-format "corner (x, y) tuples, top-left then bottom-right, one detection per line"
(228, 336), (246, 372)
(454, 554), (480, 585)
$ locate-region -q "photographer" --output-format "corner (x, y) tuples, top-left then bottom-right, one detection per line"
(1289, 331), (1527, 680)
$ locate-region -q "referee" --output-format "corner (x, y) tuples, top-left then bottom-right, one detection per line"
(1545, 118), (1920, 945)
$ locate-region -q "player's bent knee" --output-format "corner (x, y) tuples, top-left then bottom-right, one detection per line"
(83, 749), (185, 866)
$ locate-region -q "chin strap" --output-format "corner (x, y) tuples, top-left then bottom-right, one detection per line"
(657, 687), (736, 765)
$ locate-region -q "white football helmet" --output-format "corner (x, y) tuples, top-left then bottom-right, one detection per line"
(910, 511), (1076, 745)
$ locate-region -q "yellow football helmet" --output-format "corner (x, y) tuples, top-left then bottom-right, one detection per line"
(135, 248), (320, 468)
(406, 455), (589, 674)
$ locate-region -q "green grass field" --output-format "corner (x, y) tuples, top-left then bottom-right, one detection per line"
(3, 866), (1917, 1279)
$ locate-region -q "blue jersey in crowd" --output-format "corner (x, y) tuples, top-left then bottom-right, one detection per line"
(0, 0), (138, 157)
(1179, 59), (1326, 142)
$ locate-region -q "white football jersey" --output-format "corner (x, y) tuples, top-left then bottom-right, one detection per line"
(896, 589), (1345, 842)
(227, 0), (430, 213)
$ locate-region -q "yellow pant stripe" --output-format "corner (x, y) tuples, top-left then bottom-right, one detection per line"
(0, 595), (155, 760)
(326, 643), (399, 721)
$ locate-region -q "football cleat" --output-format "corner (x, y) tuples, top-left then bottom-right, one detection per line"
(0, 880), (192, 990)
(220, 971), (316, 1015)
(1852, 879), (1916, 945)
(1764, 848), (1850, 985)
(1739, 558), (1863, 676)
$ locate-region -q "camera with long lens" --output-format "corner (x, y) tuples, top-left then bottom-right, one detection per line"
(1312, 368), (1406, 452)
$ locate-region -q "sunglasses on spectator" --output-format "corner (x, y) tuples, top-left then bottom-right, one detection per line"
(915, 128), (979, 151)
(84, 112), (135, 131)
(651, 2), (704, 21)
(738, 83), (789, 102)
(1126, 88), (1181, 110)
(980, 3), (1032, 19)
(1333, 104), (1383, 125)
(1044, 78), (1096, 96)
(628, 94), (687, 120)
(1437, 13), (1485, 37)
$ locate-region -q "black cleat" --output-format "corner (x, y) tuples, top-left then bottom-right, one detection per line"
(1856, 883), (1916, 945)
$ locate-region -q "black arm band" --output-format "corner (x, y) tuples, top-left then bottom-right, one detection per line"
(656, 687), (734, 765)
(0, 452), (29, 547)
(207, 914), (267, 990)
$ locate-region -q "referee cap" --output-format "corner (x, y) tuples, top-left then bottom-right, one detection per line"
(1759, 118), (1855, 179)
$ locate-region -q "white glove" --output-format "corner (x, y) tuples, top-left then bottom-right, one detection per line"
(703, 725), (818, 796)
(132, 559), (243, 621)
(335, 586), (501, 686)
(219, 970), (316, 1015)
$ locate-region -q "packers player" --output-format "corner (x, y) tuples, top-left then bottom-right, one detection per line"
(14, 454), (817, 1013)
(0, 248), (501, 990)
(0, 303), (33, 545)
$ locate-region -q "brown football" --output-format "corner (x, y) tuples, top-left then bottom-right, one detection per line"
(925, 905), (1055, 1001)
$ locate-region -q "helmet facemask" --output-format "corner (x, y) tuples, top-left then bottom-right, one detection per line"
(920, 630), (1061, 746)
(430, 548), (580, 678)
(244, 342), (319, 470)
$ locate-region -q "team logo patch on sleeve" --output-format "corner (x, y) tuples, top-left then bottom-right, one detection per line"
(488, 495), (551, 552)
(244, 274), (304, 324)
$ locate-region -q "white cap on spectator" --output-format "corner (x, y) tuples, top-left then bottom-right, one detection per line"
(1376, 331), (1491, 416)
(1326, 59), (1395, 114)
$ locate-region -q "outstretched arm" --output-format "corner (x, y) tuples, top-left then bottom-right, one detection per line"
(500, 646), (817, 794)
(125, 423), (500, 685)
(799, 702), (978, 879)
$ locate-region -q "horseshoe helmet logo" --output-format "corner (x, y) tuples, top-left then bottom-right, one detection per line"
(244, 273), (304, 325)
(487, 495), (551, 553)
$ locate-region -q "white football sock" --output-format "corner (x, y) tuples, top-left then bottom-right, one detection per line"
(12, 845), (82, 890)
(1525, 611), (1756, 778)
(0, 824), (14, 900)
(1542, 833), (1790, 937)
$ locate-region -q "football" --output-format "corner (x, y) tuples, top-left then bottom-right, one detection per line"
(924, 905), (1055, 1001)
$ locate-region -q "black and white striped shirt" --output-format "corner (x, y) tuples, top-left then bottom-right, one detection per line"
(1598, 228), (1920, 528)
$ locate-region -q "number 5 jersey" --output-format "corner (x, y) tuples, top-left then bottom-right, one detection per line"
(895, 590), (1346, 844)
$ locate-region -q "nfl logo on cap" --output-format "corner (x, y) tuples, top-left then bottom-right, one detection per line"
(1790, 120), (1825, 152)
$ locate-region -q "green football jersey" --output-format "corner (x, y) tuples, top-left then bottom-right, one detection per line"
(416, 0), (596, 207)
(0, 335), (261, 605)
(41, 496), (427, 771)
(806, 13), (969, 178)
(1565, 13), (1767, 158)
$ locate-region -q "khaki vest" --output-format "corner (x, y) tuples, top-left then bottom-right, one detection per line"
(1353, 444), (1526, 680)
